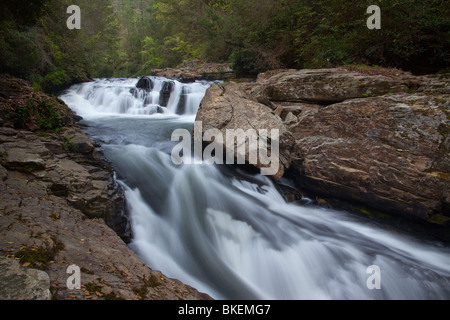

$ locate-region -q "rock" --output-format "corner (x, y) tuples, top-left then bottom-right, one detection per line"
(159, 81), (175, 107)
(284, 112), (298, 126)
(136, 76), (154, 91)
(60, 128), (95, 155)
(196, 82), (295, 179)
(176, 85), (190, 115)
(289, 92), (449, 222)
(0, 74), (212, 300)
(150, 61), (235, 83)
(258, 68), (409, 104)
(0, 127), (17, 136)
(0, 256), (51, 300)
(0, 164), (7, 181)
(3, 147), (46, 172)
(196, 68), (450, 225)
(0, 73), (73, 131)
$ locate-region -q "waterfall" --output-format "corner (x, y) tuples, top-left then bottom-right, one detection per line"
(60, 78), (450, 300)
(63, 77), (211, 117)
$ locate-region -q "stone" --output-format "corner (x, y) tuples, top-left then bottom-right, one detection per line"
(196, 82), (295, 180)
(61, 128), (95, 155)
(289, 93), (449, 222)
(0, 164), (7, 181)
(4, 147), (46, 172)
(151, 61), (235, 82)
(0, 74), (212, 300)
(0, 256), (51, 300)
(196, 68), (450, 225)
(258, 68), (409, 104)
(159, 81), (175, 107)
(176, 85), (190, 115)
(284, 112), (298, 126)
(136, 76), (154, 91)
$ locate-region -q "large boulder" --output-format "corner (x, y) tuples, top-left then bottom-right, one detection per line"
(196, 82), (295, 180)
(256, 68), (409, 104)
(289, 93), (449, 222)
(136, 76), (154, 91)
(0, 74), (213, 300)
(196, 68), (450, 225)
(151, 60), (235, 82)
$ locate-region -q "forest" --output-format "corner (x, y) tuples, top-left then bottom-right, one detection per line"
(1, 0), (448, 92)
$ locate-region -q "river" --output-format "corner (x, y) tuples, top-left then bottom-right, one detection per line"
(60, 77), (450, 300)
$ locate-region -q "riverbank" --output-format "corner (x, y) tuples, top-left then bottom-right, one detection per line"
(195, 67), (450, 237)
(1, 66), (449, 300)
(62, 75), (450, 300)
(0, 74), (212, 300)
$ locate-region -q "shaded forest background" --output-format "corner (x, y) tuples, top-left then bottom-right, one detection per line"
(1, 0), (448, 92)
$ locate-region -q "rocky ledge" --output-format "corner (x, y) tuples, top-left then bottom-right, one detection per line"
(0, 74), (211, 300)
(150, 60), (235, 82)
(196, 67), (449, 228)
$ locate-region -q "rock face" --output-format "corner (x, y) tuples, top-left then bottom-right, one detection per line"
(256, 68), (409, 104)
(289, 93), (449, 221)
(196, 82), (295, 179)
(159, 81), (175, 107)
(0, 74), (212, 300)
(196, 68), (450, 225)
(136, 76), (154, 91)
(151, 60), (235, 83)
(0, 256), (51, 300)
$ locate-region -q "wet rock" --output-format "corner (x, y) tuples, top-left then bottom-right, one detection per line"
(176, 85), (190, 115)
(159, 81), (175, 107)
(136, 76), (154, 91)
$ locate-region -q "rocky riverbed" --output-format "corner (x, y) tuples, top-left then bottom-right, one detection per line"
(0, 74), (211, 300)
(196, 67), (450, 230)
(1, 65), (449, 300)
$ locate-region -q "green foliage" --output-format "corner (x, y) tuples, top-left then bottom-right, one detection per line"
(293, 0), (449, 73)
(112, 0), (304, 75)
(63, 135), (76, 151)
(17, 97), (63, 132)
(230, 50), (265, 76)
(0, 0), (120, 92)
(1, 0), (448, 85)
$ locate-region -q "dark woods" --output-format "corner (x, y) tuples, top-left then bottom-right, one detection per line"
(1, 0), (448, 92)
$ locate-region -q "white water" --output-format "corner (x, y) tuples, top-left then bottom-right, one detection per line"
(60, 78), (450, 300)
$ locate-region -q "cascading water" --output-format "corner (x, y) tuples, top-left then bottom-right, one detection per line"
(60, 78), (450, 300)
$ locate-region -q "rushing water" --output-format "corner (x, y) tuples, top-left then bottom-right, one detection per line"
(60, 78), (450, 300)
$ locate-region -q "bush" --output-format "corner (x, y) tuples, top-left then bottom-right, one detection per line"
(293, 0), (449, 74)
(230, 49), (268, 76)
